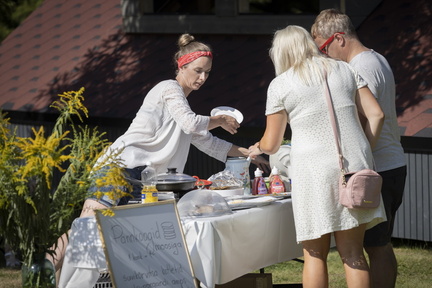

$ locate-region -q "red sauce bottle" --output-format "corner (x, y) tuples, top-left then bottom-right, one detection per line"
(252, 168), (268, 195)
(269, 166), (285, 194)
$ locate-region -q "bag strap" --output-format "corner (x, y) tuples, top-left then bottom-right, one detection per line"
(324, 73), (377, 177)
(323, 72), (346, 173)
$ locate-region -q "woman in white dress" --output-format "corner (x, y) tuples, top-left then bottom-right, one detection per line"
(49, 33), (268, 274)
(248, 26), (386, 288)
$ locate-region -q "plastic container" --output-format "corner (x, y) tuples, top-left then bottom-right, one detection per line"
(141, 162), (158, 203)
(252, 168), (268, 195)
(177, 190), (232, 218)
(269, 166), (285, 194)
(225, 157), (251, 195)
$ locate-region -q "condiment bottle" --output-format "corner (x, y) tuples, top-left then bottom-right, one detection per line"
(252, 168), (268, 195)
(269, 166), (285, 194)
(141, 162), (158, 203)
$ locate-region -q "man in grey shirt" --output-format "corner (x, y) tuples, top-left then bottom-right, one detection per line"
(311, 9), (407, 288)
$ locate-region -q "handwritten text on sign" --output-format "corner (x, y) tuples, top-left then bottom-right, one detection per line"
(96, 201), (197, 288)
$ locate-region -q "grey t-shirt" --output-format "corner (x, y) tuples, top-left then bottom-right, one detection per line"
(350, 50), (406, 172)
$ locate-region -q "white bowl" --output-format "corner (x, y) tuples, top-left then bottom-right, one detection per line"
(210, 188), (244, 197)
(210, 106), (244, 123)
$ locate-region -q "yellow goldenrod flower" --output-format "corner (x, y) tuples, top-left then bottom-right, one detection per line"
(102, 209), (115, 217)
(50, 87), (88, 122)
(0, 88), (126, 269)
(13, 127), (73, 189)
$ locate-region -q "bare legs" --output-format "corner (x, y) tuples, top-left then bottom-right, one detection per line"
(302, 234), (331, 288)
(46, 233), (69, 272)
(335, 224), (370, 288)
(45, 199), (108, 285)
(365, 243), (397, 288)
(302, 224), (370, 288)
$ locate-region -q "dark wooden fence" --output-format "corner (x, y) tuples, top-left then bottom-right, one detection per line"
(394, 137), (432, 242)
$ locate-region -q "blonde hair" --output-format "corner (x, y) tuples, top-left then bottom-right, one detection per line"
(173, 34), (212, 72)
(269, 25), (336, 85)
(311, 9), (357, 39)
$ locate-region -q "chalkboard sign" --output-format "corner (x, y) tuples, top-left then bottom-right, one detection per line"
(95, 200), (198, 288)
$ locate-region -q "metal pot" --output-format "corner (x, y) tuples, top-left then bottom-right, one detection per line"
(156, 168), (196, 193)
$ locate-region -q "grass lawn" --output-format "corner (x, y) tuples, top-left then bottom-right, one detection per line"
(1, 238), (431, 288)
(264, 238), (432, 287)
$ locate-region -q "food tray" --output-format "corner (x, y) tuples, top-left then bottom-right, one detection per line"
(227, 196), (279, 210)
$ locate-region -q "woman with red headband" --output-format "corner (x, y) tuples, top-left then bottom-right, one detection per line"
(81, 33), (268, 209)
(84, 34), (265, 190)
(48, 34), (268, 276)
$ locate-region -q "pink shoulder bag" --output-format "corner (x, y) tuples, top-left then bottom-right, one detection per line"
(323, 74), (382, 209)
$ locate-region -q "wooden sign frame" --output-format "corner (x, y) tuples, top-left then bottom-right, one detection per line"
(95, 200), (198, 288)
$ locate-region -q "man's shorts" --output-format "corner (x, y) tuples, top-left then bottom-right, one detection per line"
(364, 165), (407, 247)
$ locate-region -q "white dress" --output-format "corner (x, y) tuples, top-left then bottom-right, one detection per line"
(266, 61), (386, 242)
(99, 80), (232, 174)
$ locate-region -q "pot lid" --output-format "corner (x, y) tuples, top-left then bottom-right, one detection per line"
(157, 168), (196, 183)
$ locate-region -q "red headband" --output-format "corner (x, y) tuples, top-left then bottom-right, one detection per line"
(177, 51), (213, 69)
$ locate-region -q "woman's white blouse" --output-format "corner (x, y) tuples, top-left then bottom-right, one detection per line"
(100, 80), (232, 174)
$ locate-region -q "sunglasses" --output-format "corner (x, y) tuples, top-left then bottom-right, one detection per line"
(319, 32), (345, 54)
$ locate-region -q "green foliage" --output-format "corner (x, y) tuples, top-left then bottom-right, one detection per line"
(0, 0), (43, 42)
(281, 138), (291, 145)
(0, 88), (130, 269)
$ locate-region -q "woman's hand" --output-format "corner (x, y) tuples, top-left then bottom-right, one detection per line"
(227, 145), (270, 173)
(248, 142), (262, 160)
(248, 142), (271, 173)
(209, 115), (240, 134)
(220, 115), (240, 134)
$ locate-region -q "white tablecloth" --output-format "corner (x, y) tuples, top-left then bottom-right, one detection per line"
(58, 215), (107, 288)
(58, 199), (302, 288)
